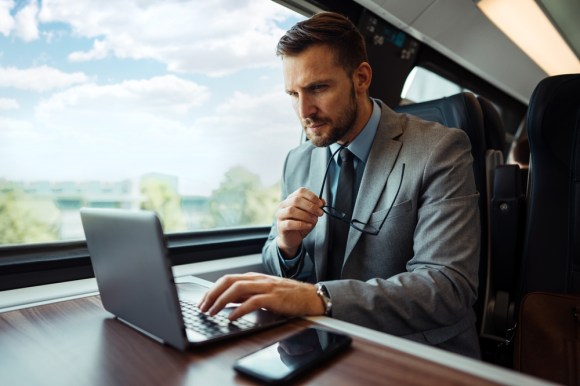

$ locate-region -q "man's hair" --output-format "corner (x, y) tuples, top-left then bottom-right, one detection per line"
(276, 12), (368, 75)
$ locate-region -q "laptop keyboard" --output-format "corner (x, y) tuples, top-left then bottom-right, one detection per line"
(179, 300), (256, 338)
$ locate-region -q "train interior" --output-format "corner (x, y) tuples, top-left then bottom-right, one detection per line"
(1, 0), (579, 383)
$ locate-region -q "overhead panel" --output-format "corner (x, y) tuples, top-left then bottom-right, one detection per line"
(537, 0), (580, 58)
(354, 0), (548, 104)
(370, 0), (436, 26)
(412, 0), (546, 103)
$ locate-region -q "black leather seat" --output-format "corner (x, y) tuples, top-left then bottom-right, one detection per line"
(478, 96), (508, 156)
(516, 74), (580, 305)
(477, 95), (525, 352)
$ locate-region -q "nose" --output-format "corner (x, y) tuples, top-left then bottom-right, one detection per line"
(296, 94), (316, 121)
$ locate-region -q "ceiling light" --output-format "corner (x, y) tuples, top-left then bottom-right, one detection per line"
(476, 0), (580, 76)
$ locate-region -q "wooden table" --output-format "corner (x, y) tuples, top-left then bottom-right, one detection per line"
(0, 293), (551, 386)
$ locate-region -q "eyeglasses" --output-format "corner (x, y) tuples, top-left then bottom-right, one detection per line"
(318, 144), (405, 236)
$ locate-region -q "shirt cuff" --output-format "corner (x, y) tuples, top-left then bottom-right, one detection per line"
(277, 244), (305, 274)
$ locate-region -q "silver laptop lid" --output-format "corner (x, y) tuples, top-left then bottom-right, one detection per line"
(80, 208), (189, 350)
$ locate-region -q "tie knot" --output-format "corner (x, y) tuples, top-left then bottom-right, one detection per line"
(339, 148), (354, 165)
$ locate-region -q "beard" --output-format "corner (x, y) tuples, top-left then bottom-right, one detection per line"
(302, 84), (358, 148)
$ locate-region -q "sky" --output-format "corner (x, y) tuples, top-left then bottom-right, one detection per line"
(0, 0), (305, 196)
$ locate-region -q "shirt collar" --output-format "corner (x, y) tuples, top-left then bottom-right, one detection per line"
(329, 98), (381, 164)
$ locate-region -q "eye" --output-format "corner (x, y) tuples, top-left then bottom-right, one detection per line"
(310, 84), (327, 92)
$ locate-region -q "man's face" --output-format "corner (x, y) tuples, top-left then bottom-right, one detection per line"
(283, 45), (358, 147)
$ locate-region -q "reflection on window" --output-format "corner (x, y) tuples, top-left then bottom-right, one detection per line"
(400, 67), (462, 104)
(0, 0), (305, 245)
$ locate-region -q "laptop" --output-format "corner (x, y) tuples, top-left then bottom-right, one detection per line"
(80, 207), (289, 351)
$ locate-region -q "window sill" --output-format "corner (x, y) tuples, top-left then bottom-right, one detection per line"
(0, 254), (263, 313)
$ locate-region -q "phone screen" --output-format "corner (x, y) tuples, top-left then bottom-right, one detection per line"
(233, 327), (352, 384)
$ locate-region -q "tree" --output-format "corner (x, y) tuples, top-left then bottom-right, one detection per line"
(140, 178), (185, 232)
(204, 166), (280, 228)
(0, 189), (59, 245)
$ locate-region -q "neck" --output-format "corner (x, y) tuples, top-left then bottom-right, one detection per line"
(339, 96), (373, 145)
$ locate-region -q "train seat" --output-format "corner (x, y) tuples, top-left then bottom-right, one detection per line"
(517, 73), (580, 303)
(478, 95), (509, 157)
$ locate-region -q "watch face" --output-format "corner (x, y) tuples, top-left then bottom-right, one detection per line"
(316, 284), (332, 316)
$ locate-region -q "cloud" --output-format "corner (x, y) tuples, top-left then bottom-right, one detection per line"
(5, 75), (298, 194)
(0, 0), (15, 36)
(0, 0), (40, 40)
(14, 0), (39, 41)
(68, 39), (109, 61)
(0, 97), (19, 109)
(39, 0), (297, 76)
(0, 65), (88, 92)
(36, 75), (210, 116)
(6, 75), (211, 183)
(1, 0), (304, 195)
(186, 87), (300, 189)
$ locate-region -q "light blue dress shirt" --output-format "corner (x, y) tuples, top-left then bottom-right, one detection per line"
(327, 98), (381, 206)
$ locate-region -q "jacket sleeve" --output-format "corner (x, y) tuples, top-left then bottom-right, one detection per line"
(262, 151), (314, 281)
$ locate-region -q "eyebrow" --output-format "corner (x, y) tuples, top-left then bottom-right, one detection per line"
(286, 78), (335, 94)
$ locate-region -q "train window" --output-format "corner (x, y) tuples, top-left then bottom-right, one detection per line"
(400, 66), (463, 104)
(0, 1), (306, 246)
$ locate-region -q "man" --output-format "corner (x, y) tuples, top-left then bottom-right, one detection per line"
(199, 11), (481, 358)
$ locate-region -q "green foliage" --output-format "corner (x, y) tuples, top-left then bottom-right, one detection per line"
(140, 178), (186, 232)
(204, 166), (279, 228)
(0, 189), (59, 245)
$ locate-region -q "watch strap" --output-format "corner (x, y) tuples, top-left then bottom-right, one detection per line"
(315, 283), (332, 316)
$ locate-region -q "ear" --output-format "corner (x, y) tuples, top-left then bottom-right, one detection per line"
(353, 62), (372, 94)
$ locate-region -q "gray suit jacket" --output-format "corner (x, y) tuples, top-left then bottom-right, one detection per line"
(262, 101), (481, 358)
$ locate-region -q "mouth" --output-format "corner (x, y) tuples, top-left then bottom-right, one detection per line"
(305, 125), (325, 138)
(305, 120), (327, 132)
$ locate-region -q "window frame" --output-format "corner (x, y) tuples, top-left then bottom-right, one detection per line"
(0, 226), (270, 291)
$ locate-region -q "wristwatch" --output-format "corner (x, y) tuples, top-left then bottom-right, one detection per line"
(315, 283), (333, 316)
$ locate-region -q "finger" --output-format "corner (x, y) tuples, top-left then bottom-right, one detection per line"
(207, 277), (274, 316)
(277, 202), (323, 229)
(277, 218), (315, 234)
(283, 188), (325, 213)
(201, 272), (268, 312)
(226, 294), (272, 320)
(198, 274), (244, 312)
(282, 204), (322, 224)
(288, 187), (320, 202)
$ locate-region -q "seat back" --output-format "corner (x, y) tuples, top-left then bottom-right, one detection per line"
(478, 96), (509, 156)
(517, 74), (580, 305)
(477, 96), (526, 353)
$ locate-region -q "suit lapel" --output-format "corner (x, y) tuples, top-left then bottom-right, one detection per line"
(309, 146), (332, 280)
(344, 103), (404, 263)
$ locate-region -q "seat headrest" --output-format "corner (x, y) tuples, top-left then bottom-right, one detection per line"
(394, 91), (486, 164)
(527, 74), (580, 170)
(477, 96), (507, 153)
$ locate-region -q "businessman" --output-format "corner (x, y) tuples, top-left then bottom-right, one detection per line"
(199, 11), (481, 358)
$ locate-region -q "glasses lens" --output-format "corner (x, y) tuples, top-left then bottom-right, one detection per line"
(351, 219), (379, 235)
(322, 206), (348, 220)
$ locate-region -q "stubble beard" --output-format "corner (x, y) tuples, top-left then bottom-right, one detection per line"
(303, 86), (358, 148)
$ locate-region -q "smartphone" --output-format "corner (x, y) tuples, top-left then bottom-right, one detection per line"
(233, 327), (352, 384)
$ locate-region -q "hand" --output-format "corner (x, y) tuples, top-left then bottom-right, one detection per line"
(276, 187), (324, 258)
(197, 272), (325, 320)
